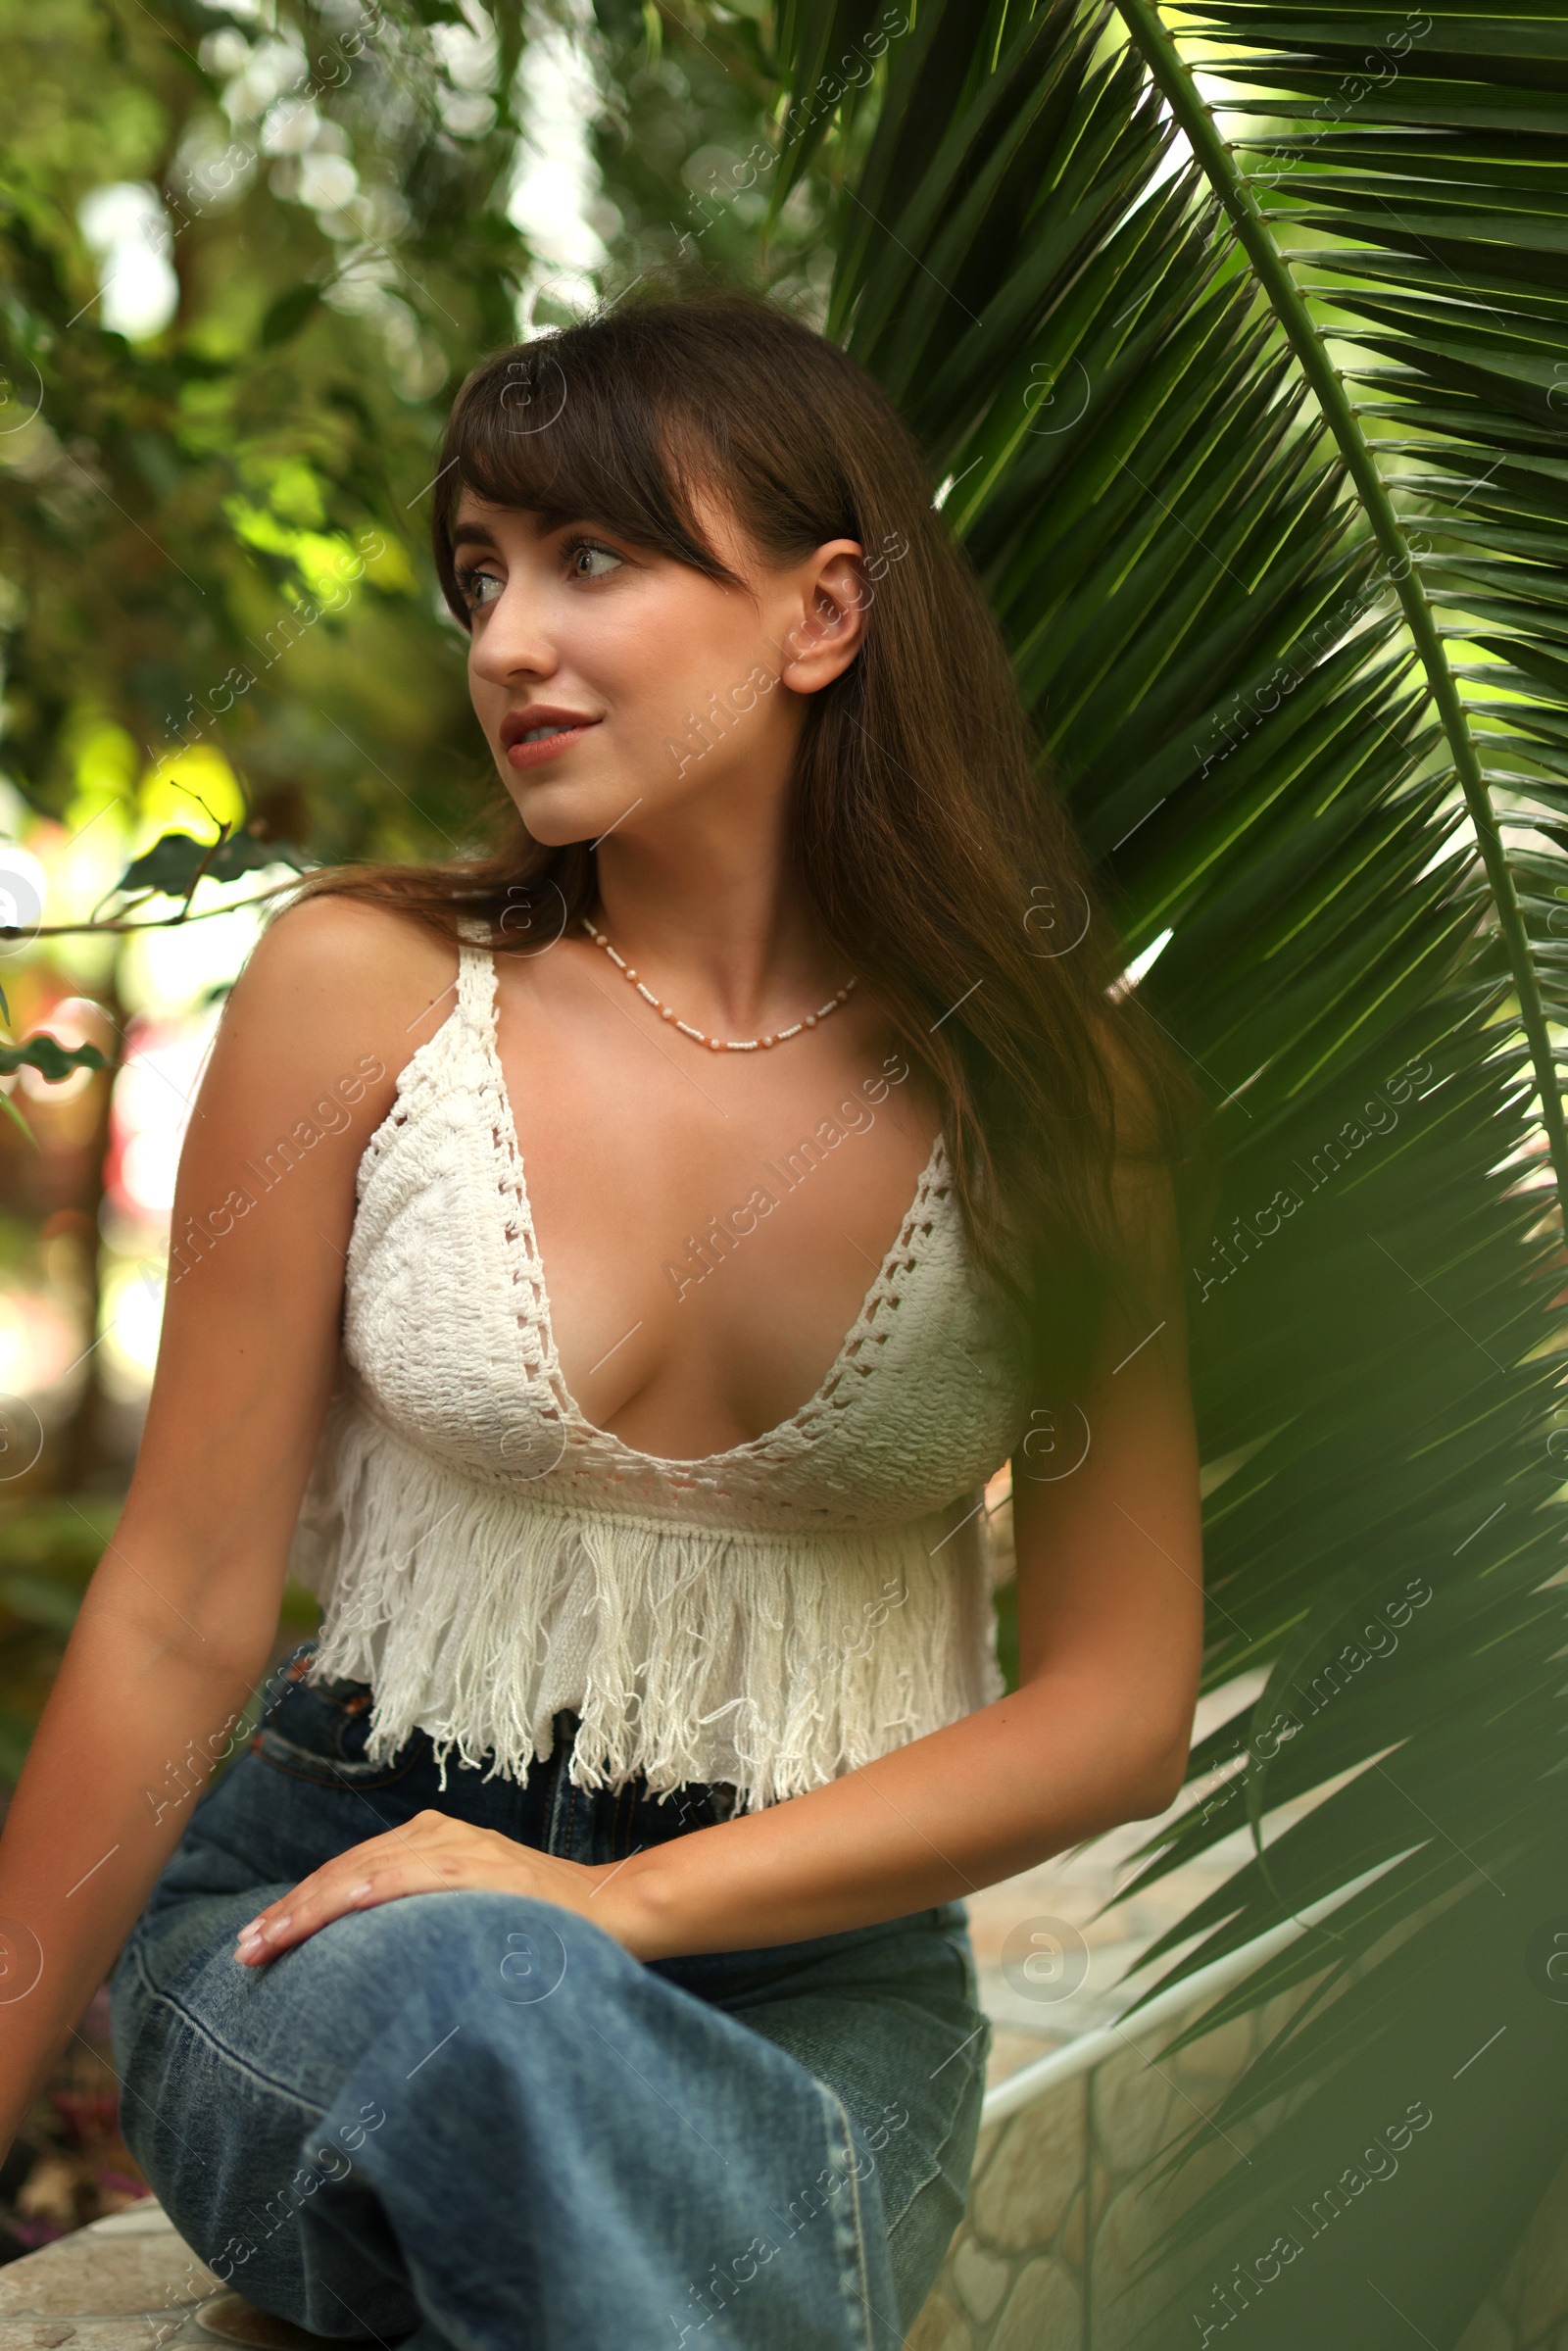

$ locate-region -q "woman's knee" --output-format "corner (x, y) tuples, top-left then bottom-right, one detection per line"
(350, 1887), (636, 2015)
(323, 1892), (665, 2132)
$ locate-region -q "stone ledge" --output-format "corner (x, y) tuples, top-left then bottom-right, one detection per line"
(0, 2203), (321, 2349)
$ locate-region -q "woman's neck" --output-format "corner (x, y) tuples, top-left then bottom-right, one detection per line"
(589, 830), (849, 1042)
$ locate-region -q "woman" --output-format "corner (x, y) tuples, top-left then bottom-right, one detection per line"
(0, 289), (1206, 2348)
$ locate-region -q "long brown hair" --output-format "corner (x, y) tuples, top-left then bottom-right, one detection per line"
(292, 283), (1211, 1399)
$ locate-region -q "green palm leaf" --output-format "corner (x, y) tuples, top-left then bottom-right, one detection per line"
(769, 1), (1568, 2334)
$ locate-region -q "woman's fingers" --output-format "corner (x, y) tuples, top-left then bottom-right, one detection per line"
(230, 1816), (603, 1964)
(233, 1864), (400, 1962)
(233, 1815), (477, 1963)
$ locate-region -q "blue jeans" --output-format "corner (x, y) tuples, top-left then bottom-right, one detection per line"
(109, 1641), (990, 2349)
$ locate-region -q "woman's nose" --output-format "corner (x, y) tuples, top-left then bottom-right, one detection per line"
(470, 580), (558, 683)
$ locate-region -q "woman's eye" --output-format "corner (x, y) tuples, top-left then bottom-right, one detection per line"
(565, 538), (623, 580)
(458, 566), (503, 610)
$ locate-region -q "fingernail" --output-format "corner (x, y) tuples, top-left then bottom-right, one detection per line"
(269, 1914), (292, 1934)
(348, 1883), (373, 1901)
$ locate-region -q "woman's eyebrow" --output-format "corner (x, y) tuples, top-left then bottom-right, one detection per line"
(453, 510), (625, 551)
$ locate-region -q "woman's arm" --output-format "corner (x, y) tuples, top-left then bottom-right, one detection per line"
(0, 897), (449, 2144)
(237, 1136), (1204, 1965)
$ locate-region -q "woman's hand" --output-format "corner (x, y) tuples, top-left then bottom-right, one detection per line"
(232, 1811), (653, 1967)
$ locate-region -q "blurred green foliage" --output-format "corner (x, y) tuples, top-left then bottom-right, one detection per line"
(0, 1496), (320, 1778)
(0, 1499), (114, 1775)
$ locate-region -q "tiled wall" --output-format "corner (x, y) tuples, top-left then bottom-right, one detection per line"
(907, 1992), (1278, 2351)
(909, 1989), (1568, 2351)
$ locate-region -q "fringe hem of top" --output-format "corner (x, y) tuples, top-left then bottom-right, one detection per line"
(291, 1396), (1005, 1810)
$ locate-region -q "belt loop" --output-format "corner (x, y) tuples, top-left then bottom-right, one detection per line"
(543, 1711), (578, 1857)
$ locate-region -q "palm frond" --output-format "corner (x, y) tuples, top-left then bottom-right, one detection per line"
(770, 0), (1568, 2331)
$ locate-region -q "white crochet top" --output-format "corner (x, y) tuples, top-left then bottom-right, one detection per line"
(287, 922), (1034, 1810)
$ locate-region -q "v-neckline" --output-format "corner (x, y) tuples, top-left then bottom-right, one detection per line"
(476, 948), (948, 1474)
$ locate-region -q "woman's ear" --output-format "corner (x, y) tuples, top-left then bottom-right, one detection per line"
(776, 540), (869, 693)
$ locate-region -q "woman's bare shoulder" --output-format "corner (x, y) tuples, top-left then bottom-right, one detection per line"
(227, 890), (460, 1082)
(199, 888), (463, 1128)
(243, 887), (456, 998)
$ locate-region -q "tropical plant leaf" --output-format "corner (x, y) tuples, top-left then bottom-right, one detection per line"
(0, 1035), (107, 1081)
(112, 828), (307, 904)
(259, 282), (322, 349)
(769, 0), (1568, 2333)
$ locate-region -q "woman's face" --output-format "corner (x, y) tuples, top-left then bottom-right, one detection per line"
(452, 486), (866, 852)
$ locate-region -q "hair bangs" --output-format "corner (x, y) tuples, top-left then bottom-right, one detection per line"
(432, 335), (742, 625)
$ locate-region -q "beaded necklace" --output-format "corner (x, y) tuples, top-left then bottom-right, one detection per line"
(580, 917), (858, 1053)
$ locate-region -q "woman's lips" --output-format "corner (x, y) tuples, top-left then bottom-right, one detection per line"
(505, 720), (600, 771)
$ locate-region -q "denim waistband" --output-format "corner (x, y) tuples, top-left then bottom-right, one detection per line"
(249, 1639), (746, 1869)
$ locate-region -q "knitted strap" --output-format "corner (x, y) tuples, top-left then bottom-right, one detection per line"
(454, 914), (498, 1033)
